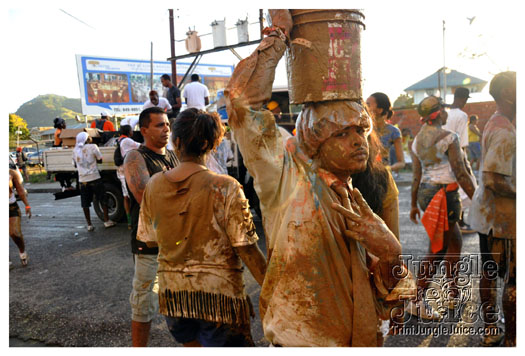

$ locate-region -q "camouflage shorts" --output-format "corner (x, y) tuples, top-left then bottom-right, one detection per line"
(417, 183), (461, 223)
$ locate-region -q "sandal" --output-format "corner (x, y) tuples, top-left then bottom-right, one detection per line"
(87, 225), (95, 232)
(19, 252), (28, 267)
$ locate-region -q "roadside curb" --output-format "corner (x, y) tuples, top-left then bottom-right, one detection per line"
(26, 188), (61, 194)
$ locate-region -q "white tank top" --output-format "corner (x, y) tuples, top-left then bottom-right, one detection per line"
(412, 132), (458, 185)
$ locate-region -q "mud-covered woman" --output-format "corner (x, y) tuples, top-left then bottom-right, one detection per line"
(137, 108), (267, 347)
(366, 92), (405, 173)
(408, 96), (476, 319)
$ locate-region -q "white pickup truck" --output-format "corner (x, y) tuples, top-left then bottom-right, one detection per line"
(43, 144), (126, 223)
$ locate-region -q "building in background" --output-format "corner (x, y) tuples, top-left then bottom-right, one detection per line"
(405, 69), (487, 104)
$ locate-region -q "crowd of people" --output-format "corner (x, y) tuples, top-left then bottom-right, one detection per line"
(9, 10), (515, 349)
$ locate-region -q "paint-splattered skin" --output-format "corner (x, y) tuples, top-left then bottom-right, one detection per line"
(225, 26), (414, 345)
(409, 120), (476, 223)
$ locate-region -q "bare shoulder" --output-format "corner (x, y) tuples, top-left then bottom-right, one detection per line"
(9, 168), (21, 182)
(124, 149), (146, 168)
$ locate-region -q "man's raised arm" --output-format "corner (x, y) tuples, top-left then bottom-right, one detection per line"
(224, 10), (292, 210)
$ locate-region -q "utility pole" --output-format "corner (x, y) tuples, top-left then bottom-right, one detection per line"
(150, 42), (154, 90)
(442, 20), (447, 102)
(169, 9), (177, 85)
(259, 9), (264, 38)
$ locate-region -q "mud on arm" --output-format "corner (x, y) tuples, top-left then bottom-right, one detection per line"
(409, 141), (422, 223)
(224, 26), (288, 208)
(227, 184), (267, 286)
(447, 137), (476, 199)
(137, 184), (158, 248)
(390, 138), (405, 171)
(481, 128), (515, 198)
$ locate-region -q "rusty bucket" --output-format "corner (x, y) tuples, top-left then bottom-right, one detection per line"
(286, 9), (365, 104)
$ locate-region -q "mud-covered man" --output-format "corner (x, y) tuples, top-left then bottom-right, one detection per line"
(468, 71), (516, 346)
(225, 10), (415, 347)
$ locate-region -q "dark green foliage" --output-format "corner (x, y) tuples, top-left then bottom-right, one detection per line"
(393, 94), (415, 109)
(15, 94), (82, 128)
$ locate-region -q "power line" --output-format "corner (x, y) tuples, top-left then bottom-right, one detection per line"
(59, 9), (96, 30)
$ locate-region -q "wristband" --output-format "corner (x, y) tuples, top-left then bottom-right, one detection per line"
(26, 206), (31, 209)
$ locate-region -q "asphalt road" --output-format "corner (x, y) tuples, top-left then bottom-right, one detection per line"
(9, 185), (503, 347)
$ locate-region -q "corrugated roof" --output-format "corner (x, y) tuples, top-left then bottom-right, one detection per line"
(405, 69), (487, 91)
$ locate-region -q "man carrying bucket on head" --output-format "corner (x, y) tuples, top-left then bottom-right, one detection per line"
(225, 9), (415, 347)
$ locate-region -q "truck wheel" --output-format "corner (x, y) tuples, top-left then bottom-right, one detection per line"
(93, 181), (125, 223)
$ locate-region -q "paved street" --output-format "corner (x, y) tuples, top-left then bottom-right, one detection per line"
(9, 180), (502, 347)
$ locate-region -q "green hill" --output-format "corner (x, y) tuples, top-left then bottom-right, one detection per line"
(15, 94), (82, 128)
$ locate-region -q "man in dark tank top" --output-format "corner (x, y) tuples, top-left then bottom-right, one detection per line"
(123, 107), (179, 347)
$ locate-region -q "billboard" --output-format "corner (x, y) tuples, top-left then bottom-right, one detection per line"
(76, 55), (234, 116)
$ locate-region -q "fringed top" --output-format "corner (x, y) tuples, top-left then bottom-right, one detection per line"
(138, 169), (259, 326)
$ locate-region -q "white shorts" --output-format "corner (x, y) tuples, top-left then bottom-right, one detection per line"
(119, 175), (129, 197)
(117, 167), (129, 197)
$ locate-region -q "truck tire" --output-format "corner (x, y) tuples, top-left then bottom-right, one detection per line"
(93, 181), (125, 223)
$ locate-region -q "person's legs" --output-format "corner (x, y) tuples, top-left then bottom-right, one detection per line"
(442, 222), (462, 300)
(82, 208), (92, 226)
(407, 245), (444, 320)
(21, 165), (28, 181)
(80, 182), (94, 229)
(165, 317), (201, 346)
(9, 204), (28, 266)
(95, 179), (116, 227)
(502, 239), (516, 346)
(471, 142), (481, 171)
(130, 254), (159, 347)
(124, 196), (131, 227)
(119, 175), (131, 228)
(9, 217), (25, 253)
(93, 179), (109, 222)
(502, 283), (516, 346)
(479, 233), (504, 346)
(165, 317), (252, 347)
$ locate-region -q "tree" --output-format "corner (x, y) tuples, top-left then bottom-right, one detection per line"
(9, 113), (31, 143)
(393, 94), (414, 109)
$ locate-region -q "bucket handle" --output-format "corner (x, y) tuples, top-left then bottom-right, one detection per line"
(291, 38), (312, 49)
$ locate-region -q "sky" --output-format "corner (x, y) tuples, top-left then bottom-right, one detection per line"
(5, 0), (523, 114)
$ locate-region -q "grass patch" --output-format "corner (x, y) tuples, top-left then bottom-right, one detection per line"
(27, 171), (53, 184)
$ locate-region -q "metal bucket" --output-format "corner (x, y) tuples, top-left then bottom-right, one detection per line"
(286, 10), (365, 104)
